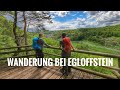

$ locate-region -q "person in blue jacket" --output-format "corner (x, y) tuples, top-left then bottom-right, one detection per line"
(32, 33), (50, 68)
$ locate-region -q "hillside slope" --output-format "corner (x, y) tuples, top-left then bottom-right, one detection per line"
(49, 24), (120, 48)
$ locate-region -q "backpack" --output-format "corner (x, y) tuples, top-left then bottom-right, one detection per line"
(32, 37), (41, 49)
(62, 37), (71, 53)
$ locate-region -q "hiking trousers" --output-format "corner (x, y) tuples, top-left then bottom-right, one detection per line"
(61, 50), (72, 73)
(35, 49), (44, 67)
(35, 49), (44, 58)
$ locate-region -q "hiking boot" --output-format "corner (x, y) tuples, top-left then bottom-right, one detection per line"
(68, 71), (72, 75)
(68, 70), (71, 73)
(60, 69), (65, 74)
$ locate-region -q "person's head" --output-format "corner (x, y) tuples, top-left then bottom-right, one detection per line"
(62, 33), (66, 38)
(39, 33), (43, 38)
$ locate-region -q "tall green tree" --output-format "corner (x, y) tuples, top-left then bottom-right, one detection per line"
(0, 11), (52, 56)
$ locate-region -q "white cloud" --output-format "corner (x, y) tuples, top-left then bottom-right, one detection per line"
(84, 11), (120, 27)
(28, 11), (120, 31)
(76, 17), (85, 21)
(51, 15), (55, 18)
(50, 11), (70, 18)
(44, 17), (87, 30)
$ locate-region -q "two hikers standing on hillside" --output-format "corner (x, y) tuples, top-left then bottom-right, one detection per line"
(32, 33), (75, 75)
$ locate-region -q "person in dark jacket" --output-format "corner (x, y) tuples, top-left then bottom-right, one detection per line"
(35, 33), (50, 68)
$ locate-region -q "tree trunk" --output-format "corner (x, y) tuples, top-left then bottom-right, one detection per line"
(23, 11), (29, 56)
(13, 11), (21, 56)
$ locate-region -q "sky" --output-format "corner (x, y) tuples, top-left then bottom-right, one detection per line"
(5, 11), (120, 31)
(43, 11), (120, 30)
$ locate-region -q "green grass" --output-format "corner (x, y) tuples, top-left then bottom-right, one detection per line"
(73, 40), (120, 54)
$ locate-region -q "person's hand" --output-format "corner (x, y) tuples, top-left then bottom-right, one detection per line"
(72, 48), (75, 51)
(47, 45), (51, 48)
(60, 48), (63, 50)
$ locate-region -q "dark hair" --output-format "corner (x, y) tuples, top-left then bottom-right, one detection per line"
(62, 33), (66, 38)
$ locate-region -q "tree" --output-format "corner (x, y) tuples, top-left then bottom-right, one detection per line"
(0, 11), (52, 56)
(12, 11), (22, 56)
(21, 11), (52, 56)
(25, 11), (52, 32)
(0, 11), (21, 53)
(23, 11), (28, 56)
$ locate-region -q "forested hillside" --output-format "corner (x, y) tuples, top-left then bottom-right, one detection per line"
(0, 16), (16, 48)
(49, 25), (120, 48)
(0, 16), (37, 48)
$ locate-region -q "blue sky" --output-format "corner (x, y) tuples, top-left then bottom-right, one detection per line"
(5, 11), (120, 31)
(53, 11), (86, 22)
(44, 11), (120, 30)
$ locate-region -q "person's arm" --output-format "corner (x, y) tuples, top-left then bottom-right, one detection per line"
(41, 39), (51, 47)
(59, 41), (64, 50)
(59, 41), (62, 48)
(70, 41), (75, 50)
(44, 42), (51, 47)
